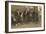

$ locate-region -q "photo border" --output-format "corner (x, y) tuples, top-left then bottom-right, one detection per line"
(5, 1), (45, 33)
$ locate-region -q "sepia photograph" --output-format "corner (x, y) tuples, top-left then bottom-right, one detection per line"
(5, 1), (45, 33)
(11, 5), (41, 28)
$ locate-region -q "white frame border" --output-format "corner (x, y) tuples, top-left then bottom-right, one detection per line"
(8, 2), (44, 32)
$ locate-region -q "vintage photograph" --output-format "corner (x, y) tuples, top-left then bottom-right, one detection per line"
(5, 1), (45, 32)
(11, 5), (41, 28)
